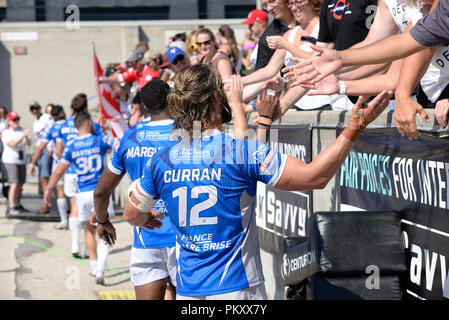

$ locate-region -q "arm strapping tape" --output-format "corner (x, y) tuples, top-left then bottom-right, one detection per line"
(127, 180), (157, 213)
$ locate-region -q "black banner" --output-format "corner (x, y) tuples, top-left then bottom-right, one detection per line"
(338, 128), (449, 300)
(256, 125), (312, 254)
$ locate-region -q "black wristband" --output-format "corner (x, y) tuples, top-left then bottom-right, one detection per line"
(96, 217), (109, 225)
(258, 122), (271, 128)
(259, 114), (274, 120)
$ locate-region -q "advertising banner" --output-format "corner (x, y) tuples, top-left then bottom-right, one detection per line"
(256, 125), (312, 255)
(338, 128), (449, 300)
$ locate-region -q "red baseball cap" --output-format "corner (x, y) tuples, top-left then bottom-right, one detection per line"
(159, 52), (171, 69)
(7, 111), (19, 121)
(242, 9), (268, 25)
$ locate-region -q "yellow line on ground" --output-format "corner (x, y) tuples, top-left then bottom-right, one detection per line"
(98, 289), (136, 300)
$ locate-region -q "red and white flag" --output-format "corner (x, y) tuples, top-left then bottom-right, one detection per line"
(93, 44), (128, 138)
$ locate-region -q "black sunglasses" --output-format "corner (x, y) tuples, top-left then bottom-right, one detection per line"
(196, 39), (212, 47)
(13, 118), (20, 122)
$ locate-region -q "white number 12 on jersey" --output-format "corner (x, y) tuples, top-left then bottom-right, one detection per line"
(172, 185), (218, 227)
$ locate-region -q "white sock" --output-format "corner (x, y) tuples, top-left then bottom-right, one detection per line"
(90, 260), (98, 275)
(57, 198), (68, 225)
(96, 238), (110, 278)
(69, 217), (81, 254)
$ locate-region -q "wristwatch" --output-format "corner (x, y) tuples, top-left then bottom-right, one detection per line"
(339, 81), (347, 95)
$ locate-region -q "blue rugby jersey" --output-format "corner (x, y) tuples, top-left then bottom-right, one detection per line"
(138, 131), (287, 297)
(41, 120), (65, 164)
(56, 117), (103, 174)
(61, 134), (117, 193)
(108, 119), (176, 249)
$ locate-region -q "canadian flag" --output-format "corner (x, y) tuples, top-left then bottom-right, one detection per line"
(93, 45), (128, 138)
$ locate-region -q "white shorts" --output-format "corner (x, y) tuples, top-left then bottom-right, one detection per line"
(75, 191), (115, 222)
(51, 160), (64, 186)
(75, 190), (94, 222)
(176, 282), (267, 300)
(64, 173), (78, 198)
(129, 246), (177, 287)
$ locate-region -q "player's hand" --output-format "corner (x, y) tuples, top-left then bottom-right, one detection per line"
(226, 75), (243, 107)
(142, 209), (165, 230)
(90, 212), (117, 247)
(435, 99), (449, 128)
(350, 91), (393, 130)
(394, 94), (430, 140)
(43, 189), (54, 207)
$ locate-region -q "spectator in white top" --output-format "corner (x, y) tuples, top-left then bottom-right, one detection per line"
(29, 102), (54, 214)
(1, 112), (31, 214)
(0, 106), (8, 185)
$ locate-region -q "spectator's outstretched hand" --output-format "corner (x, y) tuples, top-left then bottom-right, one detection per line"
(267, 36), (288, 50)
(435, 99), (449, 128)
(282, 45), (343, 87)
(394, 95), (430, 140)
(263, 77), (284, 95)
(302, 74), (339, 96)
(350, 91), (393, 131)
(256, 82), (280, 119)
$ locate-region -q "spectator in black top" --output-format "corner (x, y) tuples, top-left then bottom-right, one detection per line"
(317, 0), (378, 105)
(318, 0), (378, 50)
(255, 0), (294, 71)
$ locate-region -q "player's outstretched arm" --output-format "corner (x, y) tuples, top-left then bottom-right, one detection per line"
(274, 90), (392, 191)
(283, 33), (426, 86)
(226, 75), (248, 138)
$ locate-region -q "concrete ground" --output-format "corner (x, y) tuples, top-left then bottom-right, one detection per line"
(0, 174), (136, 300)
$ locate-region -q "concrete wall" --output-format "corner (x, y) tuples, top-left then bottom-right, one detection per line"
(0, 20), (248, 130)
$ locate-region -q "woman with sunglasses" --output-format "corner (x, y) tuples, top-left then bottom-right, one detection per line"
(1, 112), (31, 214)
(196, 28), (234, 82)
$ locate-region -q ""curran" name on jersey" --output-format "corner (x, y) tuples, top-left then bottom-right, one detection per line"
(164, 168), (221, 183)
